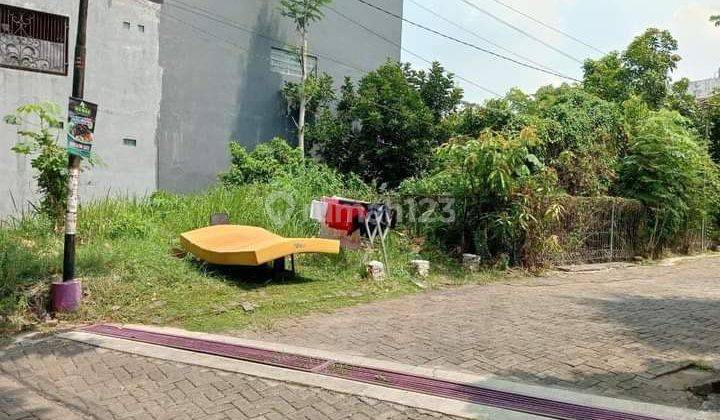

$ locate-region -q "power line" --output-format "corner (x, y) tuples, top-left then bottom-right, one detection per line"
(168, 0), (371, 75)
(455, 0), (585, 64)
(129, 0), (449, 123)
(128, 0), (257, 59)
(167, 0), (500, 98)
(164, 12), (250, 56)
(486, 0), (605, 55)
(326, 5), (502, 97)
(170, 0), (499, 97)
(408, 0), (562, 75)
(353, 0), (581, 81)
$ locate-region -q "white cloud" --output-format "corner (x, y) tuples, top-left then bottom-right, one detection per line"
(669, 2), (720, 81)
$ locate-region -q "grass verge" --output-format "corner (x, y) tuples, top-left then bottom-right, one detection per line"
(1, 185), (501, 337)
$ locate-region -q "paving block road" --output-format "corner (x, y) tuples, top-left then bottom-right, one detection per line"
(2, 256), (720, 418)
(237, 256), (720, 410)
(0, 337), (456, 419)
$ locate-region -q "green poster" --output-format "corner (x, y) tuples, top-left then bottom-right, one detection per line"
(67, 97), (98, 159)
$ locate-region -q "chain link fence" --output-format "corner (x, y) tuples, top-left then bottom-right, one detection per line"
(394, 194), (715, 268)
(678, 218), (715, 255)
(532, 197), (645, 266)
(525, 197), (716, 266)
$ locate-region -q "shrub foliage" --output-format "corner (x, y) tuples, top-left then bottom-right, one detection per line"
(4, 103), (69, 224)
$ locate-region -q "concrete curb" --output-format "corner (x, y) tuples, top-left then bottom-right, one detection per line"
(60, 325), (719, 420)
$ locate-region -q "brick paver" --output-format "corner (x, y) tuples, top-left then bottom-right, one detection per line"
(0, 338), (456, 419)
(236, 256), (720, 409)
(3, 257), (719, 418)
(0, 372), (86, 419)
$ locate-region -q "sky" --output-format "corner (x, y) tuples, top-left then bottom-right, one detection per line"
(401, 0), (720, 103)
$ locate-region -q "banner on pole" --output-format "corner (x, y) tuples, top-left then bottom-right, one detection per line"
(67, 97), (98, 159)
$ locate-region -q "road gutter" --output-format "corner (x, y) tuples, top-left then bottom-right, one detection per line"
(60, 325), (717, 420)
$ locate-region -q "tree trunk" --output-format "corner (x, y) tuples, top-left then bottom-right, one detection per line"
(298, 34), (308, 157)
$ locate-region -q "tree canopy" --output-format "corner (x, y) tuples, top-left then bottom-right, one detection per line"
(583, 28), (680, 109)
(310, 61), (462, 187)
(279, 0), (332, 34)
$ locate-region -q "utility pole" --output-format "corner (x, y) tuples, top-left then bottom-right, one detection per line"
(53, 0), (89, 312)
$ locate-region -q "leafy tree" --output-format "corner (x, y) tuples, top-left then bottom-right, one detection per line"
(704, 92), (720, 164)
(583, 52), (632, 103)
(445, 88), (532, 137)
(312, 61), (460, 187)
(349, 61), (435, 186)
(618, 109), (720, 252)
(279, 0), (332, 156)
(531, 86), (625, 196)
(404, 61), (463, 123)
(4, 102), (69, 225)
(622, 28), (680, 109)
(307, 77), (358, 173)
(712, 15), (720, 27)
(583, 28), (680, 109)
(665, 78), (700, 122)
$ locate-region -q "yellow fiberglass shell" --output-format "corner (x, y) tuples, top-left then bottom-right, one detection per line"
(179, 225), (341, 266)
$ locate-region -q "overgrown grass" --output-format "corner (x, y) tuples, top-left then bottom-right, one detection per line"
(0, 180), (499, 337)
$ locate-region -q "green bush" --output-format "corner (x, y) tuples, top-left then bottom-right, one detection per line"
(218, 138), (373, 237)
(531, 86), (625, 196)
(618, 109), (720, 252)
(220, 137), (304, 186)
(4, 102), (69, 225)
(444, 86), (625, 197)
(400, 129), (561, 263)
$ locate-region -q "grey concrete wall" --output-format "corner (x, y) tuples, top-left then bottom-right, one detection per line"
(0, 0), (162, 217)
(156, 0), (404, 193)
(1, 0), (403, 216)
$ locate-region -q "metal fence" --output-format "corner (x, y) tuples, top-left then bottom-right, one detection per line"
(677, 218), (714, 256)
(534, 197), (645, 266)
(394, 194), (714, 267)
(530, 197), (715, 266)
(0, 4), (68, 75)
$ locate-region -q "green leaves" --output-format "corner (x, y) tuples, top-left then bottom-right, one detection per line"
(282, 73), (335, 119)
(404, 61), (463, 123)
(311, 61), (442, 187)
(279, 0), (332, 32)
(584, 28), (681, 110)
(618, 109), (720, 250)
(220, 137), (304, 186)
(400, 129), (562, 261)
(3, 114), (19, 125)
(10, 142), (35, 155)
(4, 102), (69, 224)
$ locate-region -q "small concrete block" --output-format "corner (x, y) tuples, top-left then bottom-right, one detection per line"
(240, 302), (258, 312)
(366, 261), (385, 280)
(462, 254), (481, 272)
(410, 260), (430, 278)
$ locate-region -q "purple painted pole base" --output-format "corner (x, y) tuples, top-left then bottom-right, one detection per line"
(51, 280), (82, 313)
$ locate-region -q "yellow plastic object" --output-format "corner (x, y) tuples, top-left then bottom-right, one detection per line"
(180, 225), (341, 266)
